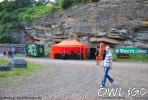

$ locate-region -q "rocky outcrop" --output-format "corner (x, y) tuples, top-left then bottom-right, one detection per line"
(26, 0), (148, 48)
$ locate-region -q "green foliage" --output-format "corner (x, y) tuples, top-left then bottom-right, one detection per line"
(0, 58), (9, 64)
(90, 0), (99, 2)
(59, 11), (64, 17)
(15, 0), (33, 8)
(61, 0), (74, 9)
(0, 0), (61, 43)
(57, 0), (99, 9)
(0, 2), (4, 12)
(0, 32), (18, 43)
(18, 5), (60, 23)
(0, 33), (12, 43)
(0, 0), (99, 43)
(0, 0), (34, 12)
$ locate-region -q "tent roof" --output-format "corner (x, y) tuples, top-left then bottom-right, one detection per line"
(52, 40), (88, 47)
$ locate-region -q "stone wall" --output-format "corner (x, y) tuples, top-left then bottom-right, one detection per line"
(26, 0), (148, 48)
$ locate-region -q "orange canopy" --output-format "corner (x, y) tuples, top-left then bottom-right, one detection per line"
(52, 40), (87, 47)
(51, 40), (88, 59)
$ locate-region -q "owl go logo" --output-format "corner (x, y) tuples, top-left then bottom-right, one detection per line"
(98, 88), (147, 97)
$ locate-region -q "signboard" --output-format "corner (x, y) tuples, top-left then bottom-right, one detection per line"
(27, 45), (37, 56)
(26, 44), (44, 57)
(114, 48), (148, 54)
(117, 54), (129, 58)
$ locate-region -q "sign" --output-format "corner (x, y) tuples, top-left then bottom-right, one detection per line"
(117, 54), (129, 58)
(114, 48), (148, 54)
(26, 44), (44, 57)
(27, 45), (37, 56)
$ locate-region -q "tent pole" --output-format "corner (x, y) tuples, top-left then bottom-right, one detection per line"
(64, 47), (65, 55)
(80, 46), (81, 60)
(64, 47), (65, 60)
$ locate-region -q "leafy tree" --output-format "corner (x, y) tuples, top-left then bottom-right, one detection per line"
(1, 0), (17, 12)
(61, 0), (74, 9)
(0, 33), (12, 43)
(0, 3), (4, 12)
(15, 0), (34, 8)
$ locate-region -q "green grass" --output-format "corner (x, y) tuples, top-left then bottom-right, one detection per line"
(0, 58), (41, 86)
(0, 58), (9, 65)
(18, 5), (61, 23)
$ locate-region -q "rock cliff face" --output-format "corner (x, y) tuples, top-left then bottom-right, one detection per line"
(25, 0), (148, 48)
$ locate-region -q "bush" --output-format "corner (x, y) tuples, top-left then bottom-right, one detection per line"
(59, 0), (99, 9)
(0, 33), (12, 43)
(90, 0), (99, 2)
(0, 32), (19, 43)
(18, 5), (60, 23)
(61, 0), (74, 9)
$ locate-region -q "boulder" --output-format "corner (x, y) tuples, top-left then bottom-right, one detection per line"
(0, 65), (11, 71)
(7, 59), (27, 68)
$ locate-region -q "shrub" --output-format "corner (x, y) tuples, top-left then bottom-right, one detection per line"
(91, 0), (99, 2)
(61, 0), (74, 9)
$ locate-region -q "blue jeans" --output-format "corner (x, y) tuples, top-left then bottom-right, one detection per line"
(101, 67), (113, 87)
(11, 52), (14, 58)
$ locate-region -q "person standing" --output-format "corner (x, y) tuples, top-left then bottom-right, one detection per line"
(3, 48), (6, 56)
(103, 50), (106, 60)
(95, 46), (100, 65)
(11, 47), (15, 58)
(100, 45), (113, 88)
(7, 49), (12, 58)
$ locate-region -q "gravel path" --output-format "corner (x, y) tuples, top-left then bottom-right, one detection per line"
(0, 57), (148, 100)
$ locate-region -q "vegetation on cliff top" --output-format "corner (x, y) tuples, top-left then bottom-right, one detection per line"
(0, 0), (99, 43)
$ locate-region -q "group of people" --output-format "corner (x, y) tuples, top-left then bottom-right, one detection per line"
(3, 47), (15, 59)
(95, 45), (114, 88)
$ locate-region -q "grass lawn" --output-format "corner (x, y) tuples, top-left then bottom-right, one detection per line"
(0, 58), (41, 86)
(0, 58), (9, 65)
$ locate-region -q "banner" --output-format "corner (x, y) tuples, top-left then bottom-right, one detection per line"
(114, 48), (148, 54)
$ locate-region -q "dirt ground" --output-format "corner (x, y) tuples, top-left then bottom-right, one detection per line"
(0, 56), (148, 100)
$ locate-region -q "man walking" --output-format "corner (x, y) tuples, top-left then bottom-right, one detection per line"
(100, 45), (113, 88)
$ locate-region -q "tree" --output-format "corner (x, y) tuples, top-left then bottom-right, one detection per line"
(15, 0), (34, 8)
(0, 3), (4, 12)
(1, 0), (17, 12)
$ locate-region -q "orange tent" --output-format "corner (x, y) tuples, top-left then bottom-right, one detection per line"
(51, 40), (88, 59)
